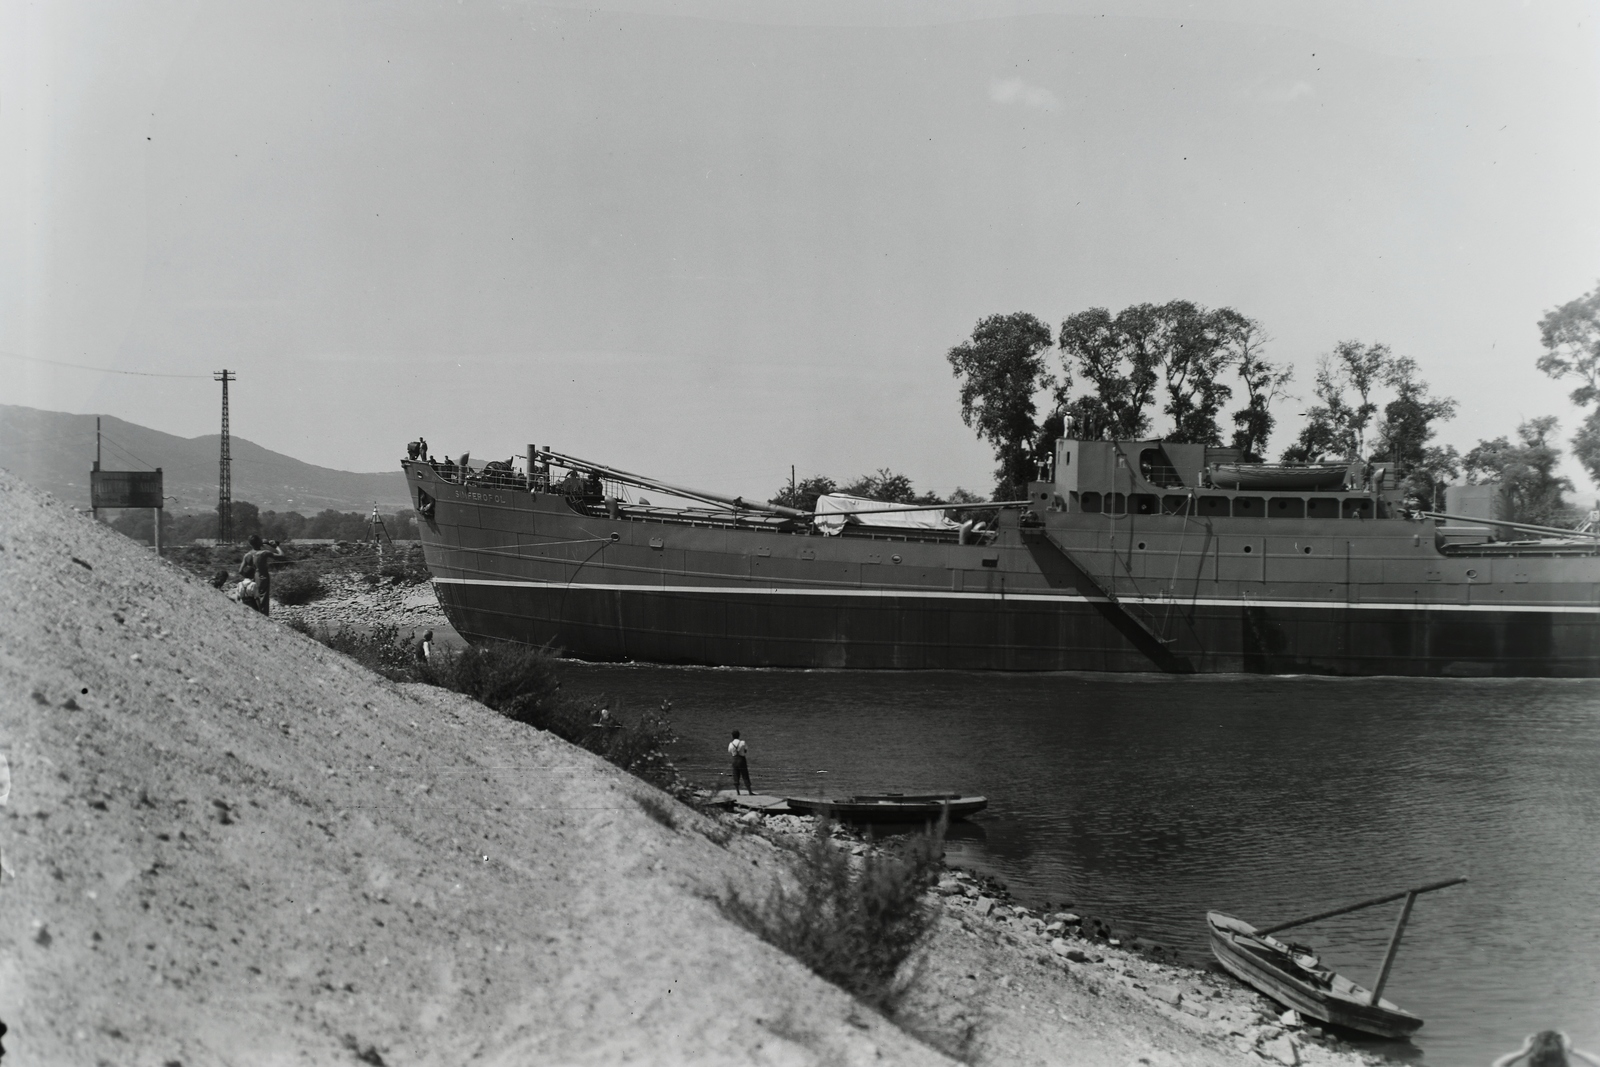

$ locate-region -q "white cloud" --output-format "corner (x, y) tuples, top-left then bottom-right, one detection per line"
(989, 77), (1058, 110)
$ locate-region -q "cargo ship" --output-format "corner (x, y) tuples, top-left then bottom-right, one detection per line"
(403, 437), (1600, 676)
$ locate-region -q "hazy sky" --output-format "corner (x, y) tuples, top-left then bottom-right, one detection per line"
(4, 0), (1599, 501)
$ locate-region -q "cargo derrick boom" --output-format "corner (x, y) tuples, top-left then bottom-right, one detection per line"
(403, 438), (1600, 677)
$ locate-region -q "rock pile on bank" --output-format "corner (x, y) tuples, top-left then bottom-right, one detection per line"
(278, 571), (450, 636)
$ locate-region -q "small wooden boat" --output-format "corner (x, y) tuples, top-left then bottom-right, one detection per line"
(783, 792), (987, 823)
(1206, 876), (1467, 1040)
(1209, 462), (1350, 491)
(1207, 912), (1422, 1039)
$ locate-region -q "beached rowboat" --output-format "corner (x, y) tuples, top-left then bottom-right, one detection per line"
(782, 793), (987, 823)
(1204, 876), (1467, 1040)
(1206, 912), (1423, 1039)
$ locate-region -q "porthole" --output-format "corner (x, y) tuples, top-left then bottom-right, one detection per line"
(1242, 544), (1254, 554)
(1303, 545), (1312, 554)
(1137, 541), (1146, 551)
(891, 554), (902, 564)
(1466, 569), (1478, 580)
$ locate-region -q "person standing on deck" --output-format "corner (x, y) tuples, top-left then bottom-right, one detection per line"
(728, 730), (753, 795)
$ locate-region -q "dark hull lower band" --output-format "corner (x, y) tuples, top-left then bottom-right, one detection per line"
(433, 581), (1600, 677)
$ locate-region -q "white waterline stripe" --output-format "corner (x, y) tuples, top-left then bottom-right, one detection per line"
(431, 577), (1600, 615)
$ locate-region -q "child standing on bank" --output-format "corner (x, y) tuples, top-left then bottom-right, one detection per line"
(728, 730), (753, 795)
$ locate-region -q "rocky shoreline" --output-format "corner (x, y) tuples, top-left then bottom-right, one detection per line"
(719, 809), (1383, 1067)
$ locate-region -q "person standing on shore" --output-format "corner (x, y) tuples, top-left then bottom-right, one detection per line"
(728, 730), (753, 795)
(241, 535), (284, 616)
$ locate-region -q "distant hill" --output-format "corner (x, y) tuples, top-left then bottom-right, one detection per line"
(0, 404), (411, 514)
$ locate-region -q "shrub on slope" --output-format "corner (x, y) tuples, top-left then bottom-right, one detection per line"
(271, 566), (325, 605)
(721, 820), (945, 1012)
(286, 622), (681, 791)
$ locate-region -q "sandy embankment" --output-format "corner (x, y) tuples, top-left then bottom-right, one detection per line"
(0, 470), (1376, 1066)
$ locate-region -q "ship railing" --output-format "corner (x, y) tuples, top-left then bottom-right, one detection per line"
(432, 462), (629, 499)
(422, 461), (535, 490)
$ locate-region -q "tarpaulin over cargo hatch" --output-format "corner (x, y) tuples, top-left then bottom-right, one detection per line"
(813, 494), (958, 536)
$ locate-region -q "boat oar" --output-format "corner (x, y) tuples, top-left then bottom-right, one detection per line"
(1254, 876), (1468, 936)
(1255, 876), (1468, 1008)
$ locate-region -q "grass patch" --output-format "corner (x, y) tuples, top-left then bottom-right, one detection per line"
(424, 641), (682, 791)
(721, 820), (945, 1012)
(286, 620), (419, 680)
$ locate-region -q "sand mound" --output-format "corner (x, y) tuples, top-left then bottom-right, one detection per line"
(0, 470), (946, 1066)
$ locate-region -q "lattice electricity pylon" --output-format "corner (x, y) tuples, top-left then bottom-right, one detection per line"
(214, 370), (234, 543)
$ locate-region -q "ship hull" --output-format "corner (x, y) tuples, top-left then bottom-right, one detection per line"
(433, 577), (1600, 676)
(405, 460), (1600, 677)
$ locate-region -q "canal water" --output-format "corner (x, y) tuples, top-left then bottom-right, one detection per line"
(561, 666), (1600, 1065)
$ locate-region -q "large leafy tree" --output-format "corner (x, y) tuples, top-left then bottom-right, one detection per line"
(1056, 305), (1163, 441)
(1226, 318), (1292, 459)
(1537, 280), (1600, 483)
(947, 312), (1056, 500)
(1374, 356), (1458, 469)
(1157, 303), (1243, 445)
(1057, 301), (1256, 446)
(1464, 416), (1573, 525)
(1283, 341), (1428, 462)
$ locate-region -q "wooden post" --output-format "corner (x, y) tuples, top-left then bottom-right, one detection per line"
(92, 416), (101, 522)
(1369, 890), (1418, 1006)
(153, 507), (161, 555)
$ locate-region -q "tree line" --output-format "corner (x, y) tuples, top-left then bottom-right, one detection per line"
(932, 282), (1600, 525)
(944, 303), (1292, 503)
(108, 503), (422, 545)
(770, 469), (985, 512)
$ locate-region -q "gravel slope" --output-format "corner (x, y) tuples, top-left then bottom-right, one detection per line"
(0, 469), (946, 1066)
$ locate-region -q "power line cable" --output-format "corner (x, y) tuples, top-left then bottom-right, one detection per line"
(0, 350), (209, 379)
(98, 433), (158, 470)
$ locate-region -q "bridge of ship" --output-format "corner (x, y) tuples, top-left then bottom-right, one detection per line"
(1029, 439), (1600, 611)
(1047, 439), (1390, 519)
